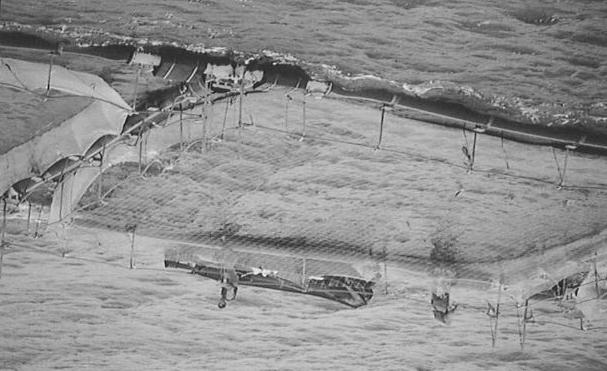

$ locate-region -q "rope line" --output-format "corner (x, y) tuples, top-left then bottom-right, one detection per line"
(252, 123), (607, 193)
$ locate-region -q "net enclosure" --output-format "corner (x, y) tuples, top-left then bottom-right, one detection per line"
(1, 46), (607, 353)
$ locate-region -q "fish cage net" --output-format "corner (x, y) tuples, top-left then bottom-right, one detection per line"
(3, 80), (607, 349)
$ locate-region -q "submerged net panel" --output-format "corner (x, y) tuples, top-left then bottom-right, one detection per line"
(164, 243), (362, 284)
(67, 92), (607, 271)
(51, 91), (607, 273)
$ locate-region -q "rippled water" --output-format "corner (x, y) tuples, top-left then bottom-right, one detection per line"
(1, 1), (607, 370)
(1, 0), (607, 131)
(1, 228), (606, 370)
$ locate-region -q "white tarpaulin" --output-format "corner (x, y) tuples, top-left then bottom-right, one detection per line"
(0, 58), (131, 195)
(47, 111), (202, 224)
(48, 143), (139, 224)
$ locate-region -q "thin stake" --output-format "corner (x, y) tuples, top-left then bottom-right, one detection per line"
(238, 75), (244, 127)
(560, 277), (567, 300)
(301, 94), (307, 139)
(132, 65), (141, 109)
(383, 245), (388, 295)
(1, 198), (7, 279)
(58, 159), (69, 220)
(26, 201), (32, 234)
(144, 130), (149, 165)
(1, 198), (6, 246)
(517, 299), (530, 351)
(238, 111), (243, 160)
(202, 97), (207, 150)
(522, 299), (529, 349)
(284, 97), (290, 130)
(594, 252), (600, 299)
(128, 225), (136, 269)
(179, 104), (184, 150)
(501, 133), (510, 170)
(462, 128), (470, 149)
(138, 133), (143, 173)
(561, 148), (570, 187)
(377, 105), (386, 149)
(552, 148), (564, 186)
(46, 54), (55, 95)
(488, 283), (502, 348)
(301, 258), (306, 287)
(516, 304), (523, 350)
(580, 318), (585, 331)
(471, 131), (478, 169)
(221, 98), (230, 140)
(98, 144), (105, 201)
(34, 205), (43, 238)
(59, 181), (65, 220)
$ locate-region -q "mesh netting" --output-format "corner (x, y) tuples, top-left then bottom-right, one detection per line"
(3, 71), (607, 351)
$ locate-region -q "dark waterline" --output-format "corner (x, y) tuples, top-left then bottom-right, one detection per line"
(2, 28), (607, 155)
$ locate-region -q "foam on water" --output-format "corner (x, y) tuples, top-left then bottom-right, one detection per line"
(1, 0), (606, 134)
